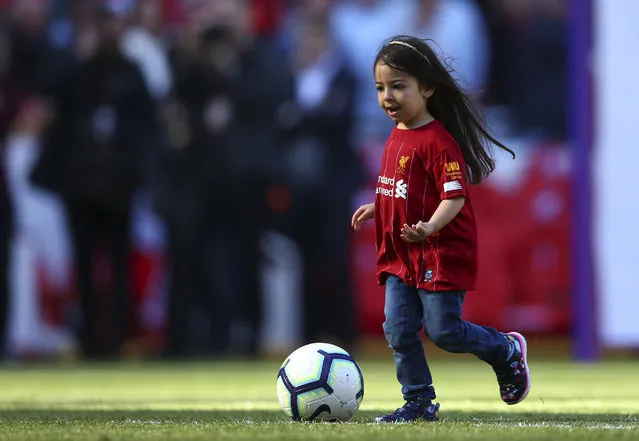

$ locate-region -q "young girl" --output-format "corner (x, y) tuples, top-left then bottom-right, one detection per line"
(351, 36), (530, 423)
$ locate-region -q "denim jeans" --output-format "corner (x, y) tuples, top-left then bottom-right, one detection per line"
(382, 275), (509, 401)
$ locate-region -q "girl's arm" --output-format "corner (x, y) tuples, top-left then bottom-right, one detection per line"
(400, 197), (465, 242)
(427, 196), (466, 231)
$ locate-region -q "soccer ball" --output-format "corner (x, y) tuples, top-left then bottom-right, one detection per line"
(276, 342), (364, 422)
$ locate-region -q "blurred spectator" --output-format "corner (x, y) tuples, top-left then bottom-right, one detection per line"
(205, 0), (296, 355)
(277, 0), (334, 54)
(412, 0), (490, 96)
(8, 0), (50, 89)
(514, 0), (566, 139)
(154, 26), (237, 357)
(31, 6), (155, 359)
(9, 0), (72, 96)
(331, 0), (416, 139)
(0, 120), (9, 358)
(49, 0), (97, 50)
(0, 19), (26, 358)
(479, 0), (566, 139)
(121, 0), (172, 100)
(281, 12), (361, 346)
(157, 0), (296, 356)
(5, 97), (76, 358)
(2, 12), (73, 358)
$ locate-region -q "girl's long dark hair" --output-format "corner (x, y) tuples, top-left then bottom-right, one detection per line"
(374, 35), (515, 184)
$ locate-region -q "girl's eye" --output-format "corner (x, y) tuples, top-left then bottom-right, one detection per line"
(376, 86), (384, 92)
(393, 84), (404, 90)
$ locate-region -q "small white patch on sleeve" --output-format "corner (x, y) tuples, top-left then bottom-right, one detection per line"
(443, 181), (462, 192)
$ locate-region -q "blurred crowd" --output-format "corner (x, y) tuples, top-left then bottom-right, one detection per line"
(0, 0), (566, 360)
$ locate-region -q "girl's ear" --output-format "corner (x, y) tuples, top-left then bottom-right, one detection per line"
(423, 88), (434, 99)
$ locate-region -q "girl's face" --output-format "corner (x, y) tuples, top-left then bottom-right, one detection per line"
(374, 62), (432, 129)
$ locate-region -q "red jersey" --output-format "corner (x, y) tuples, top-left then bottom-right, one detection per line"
(374, 120), (478, 291)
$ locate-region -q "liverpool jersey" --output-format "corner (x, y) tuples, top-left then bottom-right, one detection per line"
(373, 120), (478, 291)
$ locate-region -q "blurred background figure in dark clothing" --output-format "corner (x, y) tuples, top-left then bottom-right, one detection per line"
(0, 19), (26, 358)
(31, 5), (155, 359)
(478, 0), (566, 139)
(8, 0), (54, 93)
(278, 12), (361, 347)
(205, 0), (296, 356)
(512, 0), (566, 139)
(0, 149), (9, 358)
(154, 25), (237, 358)
(155, 0), (296, 357)
(121, 0), (172, 101)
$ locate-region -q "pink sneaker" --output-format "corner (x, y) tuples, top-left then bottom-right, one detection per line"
(493, 332), (531, 405)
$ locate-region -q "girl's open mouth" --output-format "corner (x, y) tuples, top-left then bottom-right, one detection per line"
(386, 106), (400, 117)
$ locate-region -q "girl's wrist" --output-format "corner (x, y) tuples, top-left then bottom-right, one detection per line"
(426, 219), (440, 232)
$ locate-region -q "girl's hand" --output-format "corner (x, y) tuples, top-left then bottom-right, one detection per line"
(400, 221), (436, 242)
(351, 203), (374, 231)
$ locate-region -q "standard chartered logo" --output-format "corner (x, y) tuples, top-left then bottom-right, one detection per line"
(376, 176), (408, 199)
(395, 179), (407, 199)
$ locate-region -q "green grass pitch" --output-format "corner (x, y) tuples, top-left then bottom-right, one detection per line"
(1, 355), (638, 440)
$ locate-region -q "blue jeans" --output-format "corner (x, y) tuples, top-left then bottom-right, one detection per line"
(382, 275), (509, 401)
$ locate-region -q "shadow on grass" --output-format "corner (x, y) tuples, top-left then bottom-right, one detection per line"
(1, 409), (637, 425)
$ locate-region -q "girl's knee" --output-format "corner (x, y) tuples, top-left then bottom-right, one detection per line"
(383, 320), (419, 349)
(382, 320), (400, 347)
(427, 322), (463, 350)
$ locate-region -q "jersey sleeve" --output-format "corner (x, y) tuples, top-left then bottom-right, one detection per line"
(431, 147), (468, 200)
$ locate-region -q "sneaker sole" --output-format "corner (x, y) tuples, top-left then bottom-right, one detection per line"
(506, 332), (531, 404)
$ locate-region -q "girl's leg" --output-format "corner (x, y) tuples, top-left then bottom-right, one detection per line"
(383, 275), (435, 401)
(420, 290), (530, 404)
(419, 290), (509, 365)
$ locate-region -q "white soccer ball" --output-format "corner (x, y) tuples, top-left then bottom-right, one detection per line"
(276, 342), (364, 422)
